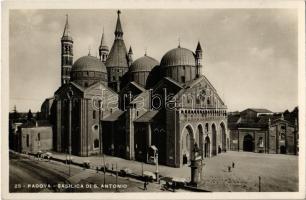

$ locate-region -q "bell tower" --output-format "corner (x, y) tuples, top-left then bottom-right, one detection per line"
(195, 41), (203, 77)
(61, 14), (73, 85)
(99, 28), (109, 63)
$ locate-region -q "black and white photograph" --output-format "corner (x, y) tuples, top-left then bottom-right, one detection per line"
(1, 0), (305, 199)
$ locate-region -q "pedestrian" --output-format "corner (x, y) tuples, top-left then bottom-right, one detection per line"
(144, 180), (147, 190)
(218, 146), (222, 154)
(228, 166), (231, 172)
(232, 162), (235, 168)
(172, 182), (176, 192)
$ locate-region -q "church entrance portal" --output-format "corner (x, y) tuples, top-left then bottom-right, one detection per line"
(181, 125), (194, 165)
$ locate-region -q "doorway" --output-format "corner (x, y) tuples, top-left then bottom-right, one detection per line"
(243, 134), (254, 152)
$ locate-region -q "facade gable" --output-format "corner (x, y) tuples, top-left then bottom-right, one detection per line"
(175, 76), (227, 109)
(54, 82), (84, 100)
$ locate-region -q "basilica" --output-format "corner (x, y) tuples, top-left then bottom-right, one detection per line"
(41, 10), (229, 168)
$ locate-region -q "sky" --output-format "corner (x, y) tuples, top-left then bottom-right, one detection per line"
(9, 9), (298, 112)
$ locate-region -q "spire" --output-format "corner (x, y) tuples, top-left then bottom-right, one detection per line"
(178, 37), (181, 48)
(100, 28), (108, 49)
(195, 41), (203, 77)
(62, 14), (72, 39)
(128, 46), (133, 54)
(128, 46), (133, 67)
(144, 47), (147, 56)
(196, 41), (202, 51)
(88, 46), (91, 56)
(115, 10), (123, 39)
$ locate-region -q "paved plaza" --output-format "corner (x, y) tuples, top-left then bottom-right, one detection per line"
(49, 151), (298, 192)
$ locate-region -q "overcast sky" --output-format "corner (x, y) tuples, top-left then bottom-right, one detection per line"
(9, 9), (298, 112)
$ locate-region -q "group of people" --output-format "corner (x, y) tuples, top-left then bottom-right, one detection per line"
(228, 161), (236, 172)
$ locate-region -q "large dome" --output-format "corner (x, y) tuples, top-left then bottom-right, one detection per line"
(130, 55), (159, 72)
(71, 55), (108, 88)
(72, 55), (107, 73)
(160, 47), (196, 67)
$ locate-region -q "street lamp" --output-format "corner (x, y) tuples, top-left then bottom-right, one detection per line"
(98, 99), (106, 185)
(66, 87), (74, 177)
(155, 151), (159, 183)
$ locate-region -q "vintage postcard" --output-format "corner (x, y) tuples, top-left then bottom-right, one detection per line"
(1, 0), (305, 199)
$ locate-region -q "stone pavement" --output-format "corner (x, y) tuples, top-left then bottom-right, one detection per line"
(48, 151), (298, 192)
(50, 151), (192, 179)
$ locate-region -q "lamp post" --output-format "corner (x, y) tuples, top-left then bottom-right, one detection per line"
(155, 151), (159, 183)
(67, 88), (74, 177)
(115, 163), (118, 192)
(98, 99), (106, 185)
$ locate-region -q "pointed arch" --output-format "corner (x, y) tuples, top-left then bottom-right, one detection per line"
(211, 123), (217, 156)
(220, 122), (226, 152)
(196, 123), (204, 158)
(204, 136), (211, 157)
(181, 124), (195, 165)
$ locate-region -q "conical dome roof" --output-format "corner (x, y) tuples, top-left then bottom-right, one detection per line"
(105, 10), (129, 68)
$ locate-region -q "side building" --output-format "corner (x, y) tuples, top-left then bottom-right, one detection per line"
(228, 108), (298, 155)
(15, 120), (53, 154)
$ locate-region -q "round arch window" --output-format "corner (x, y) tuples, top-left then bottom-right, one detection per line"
(92, 124), (99, 132)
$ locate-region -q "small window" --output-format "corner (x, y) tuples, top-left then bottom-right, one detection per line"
(257, 137), (264, 148)
(113, 76), (116, 81)
(37, 133), (40, 141)
(84, 82), (88, 87)
(207, 98), (211, 105)
(187, 97), (191, 104)
(26, 134), (30, 147)
(181, 76), (185, 83)
(94, 139), (99, 148)
(136, 111), (139, 116)
(196, 97), (200, 104)
(93, 110), (96, 119)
